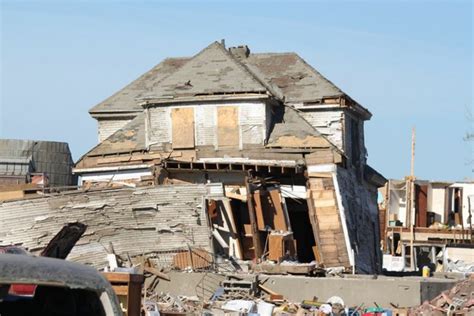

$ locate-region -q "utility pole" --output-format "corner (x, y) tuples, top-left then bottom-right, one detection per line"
(408, 127), (416, 271)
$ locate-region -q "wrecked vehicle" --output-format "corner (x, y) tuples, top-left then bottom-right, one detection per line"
(0, 254), (122, 316)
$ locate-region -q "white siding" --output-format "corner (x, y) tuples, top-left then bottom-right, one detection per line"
(148, 107), (171, 146)
(240, 103), (266, 146)
(195, 106), (217, 146)
(299, 110), (344, 149)
(98, 118), (132, 142)
(148, 101), (267, 149)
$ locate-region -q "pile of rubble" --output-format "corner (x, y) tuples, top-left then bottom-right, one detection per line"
(142, 273), (399, 316)
(410, 275), (474, 315)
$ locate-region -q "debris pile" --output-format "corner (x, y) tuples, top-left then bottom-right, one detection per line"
(410, 275), (474, 315)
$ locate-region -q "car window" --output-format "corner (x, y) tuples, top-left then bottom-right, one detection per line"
(0, 285), (107, 316)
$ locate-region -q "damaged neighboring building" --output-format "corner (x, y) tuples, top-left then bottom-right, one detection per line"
(0, 139), (75, 200)
(0, 183), (222, 268)
(68, 41), (386, 274)
(381, 179), (473, 272)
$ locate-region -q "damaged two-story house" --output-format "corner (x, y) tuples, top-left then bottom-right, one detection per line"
(74, 41), (386, 274)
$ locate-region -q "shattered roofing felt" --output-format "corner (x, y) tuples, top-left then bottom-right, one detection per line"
(138, 42), (269, 101)
(85, 112), (146, 156)
(89, 57), (190, 114)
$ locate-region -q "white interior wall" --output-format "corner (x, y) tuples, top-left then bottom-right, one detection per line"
(450, 183), (474, 227)
(429, 185), (446, 223)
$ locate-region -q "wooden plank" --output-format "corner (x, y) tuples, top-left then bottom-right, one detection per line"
(143, 266), (170, 281)
(112, 285), (129, 296)
(312, 190), (335, 199)
(268, 189), (288, 231)
(268, 135), (330, 148)
(315, 206), (339, 215)
(306, 186), (324, 265)
(253, 190), (266, 231)
(268, 234), (284, 261)
(313, 199), (336, 208)
(245, 176), (263, 258)
(0, 190), (25, 201)
(171, 107), (195, 149)
(226, 191), (246, 202)
(217, 106), (239, 148)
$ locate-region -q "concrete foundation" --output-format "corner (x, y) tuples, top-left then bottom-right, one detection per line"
(155, 272), (458, 308)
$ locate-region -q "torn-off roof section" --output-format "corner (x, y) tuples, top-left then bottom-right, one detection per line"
(139, 42), (269, 101)
(84, 112), (146, 157)
(242, 53), (344, 104)
(89, 57), (190, 114)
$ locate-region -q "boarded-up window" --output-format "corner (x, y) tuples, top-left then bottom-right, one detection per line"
(217, 106), (239, 148)
(171, 107), (195, 149)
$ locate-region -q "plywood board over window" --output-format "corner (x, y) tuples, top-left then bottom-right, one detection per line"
(171, 107), (195, 149)
(217, 106), (239, 149)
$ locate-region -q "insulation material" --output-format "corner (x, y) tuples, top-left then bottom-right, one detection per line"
(171, 107), (195, 149)
(0, 184), (221, 268)
(217, 106), (240, 148)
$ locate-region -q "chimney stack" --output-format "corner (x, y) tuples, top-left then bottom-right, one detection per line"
(229, 45), (250, 59)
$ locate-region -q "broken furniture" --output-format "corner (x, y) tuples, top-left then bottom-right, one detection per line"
(103, 272), (144, 316)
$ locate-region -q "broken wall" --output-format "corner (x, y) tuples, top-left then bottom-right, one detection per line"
(335, 166), (382, 274)
(0, 184), (222, 267)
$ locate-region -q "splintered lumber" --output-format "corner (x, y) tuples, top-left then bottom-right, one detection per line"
(40, 222), (87, 259)
(225, 191), (246, 202)
(143, 266), (170, 281)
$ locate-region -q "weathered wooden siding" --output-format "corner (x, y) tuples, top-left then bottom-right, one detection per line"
(0, 184), (222, 267)
(299, 110), (344, 150)
(148, 107), (171, 148)
(195, 106), (217, 147)
(307, 174), (350, 268)
(148, 101), (267, 149)
(98, 118), (133, 142)
(240, 103), (266, 146)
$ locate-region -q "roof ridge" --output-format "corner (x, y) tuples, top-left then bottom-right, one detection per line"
(138, 41), (271, 101)
(215, 42), (275, 97)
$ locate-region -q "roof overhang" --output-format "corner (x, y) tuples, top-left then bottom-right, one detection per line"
(73, 164), (152, 174)
(89, 110), (142, 119)
(139, 92), (271, 108)
(364, 165), (387, 187)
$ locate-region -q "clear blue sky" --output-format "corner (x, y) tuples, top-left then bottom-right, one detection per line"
(1, 0), (472, 181)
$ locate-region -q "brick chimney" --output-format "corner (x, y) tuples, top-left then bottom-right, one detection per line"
(229, 45), (250, 59)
